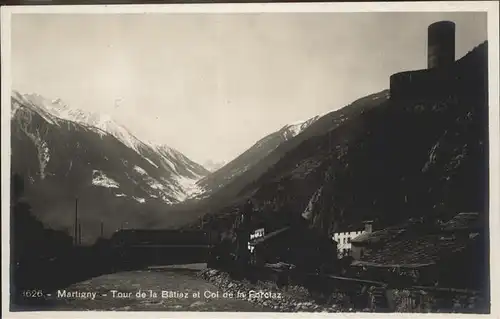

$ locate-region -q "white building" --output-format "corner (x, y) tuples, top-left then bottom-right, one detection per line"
(332, 221), (373, 258)
(248, 228), (265, 253)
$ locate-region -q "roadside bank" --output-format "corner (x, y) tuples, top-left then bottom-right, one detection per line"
(197, 268), (361, 312)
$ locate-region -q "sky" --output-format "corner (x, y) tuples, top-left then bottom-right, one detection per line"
(11, 12), (487, 165)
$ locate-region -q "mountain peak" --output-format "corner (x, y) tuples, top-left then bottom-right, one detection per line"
(12, 90), (147, 152)
(281, 115), (321, 139)
(150, 143), (179, 157)
(203, 160), (226, 172)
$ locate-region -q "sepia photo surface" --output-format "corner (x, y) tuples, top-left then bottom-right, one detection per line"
(1, 2), (499, 317)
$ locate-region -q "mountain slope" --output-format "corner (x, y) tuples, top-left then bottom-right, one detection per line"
(17, 92), (209, 181)
(196, 42), (488, 236)
(194, 115), (321, 199)
(183, 89), (389, 224)
(11, 91), (209, 243)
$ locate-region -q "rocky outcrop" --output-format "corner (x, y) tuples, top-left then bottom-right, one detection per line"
(196, 268), (384, 312)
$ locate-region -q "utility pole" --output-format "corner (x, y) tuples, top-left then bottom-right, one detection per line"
(100, 221), (104, 237)
(74, 197), (78, 246)
(78, 223), (82, 245)
(329, 129), (331, 153)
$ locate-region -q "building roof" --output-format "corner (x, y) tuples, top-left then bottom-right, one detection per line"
(333, 221), (374, 234)
(350, 212), (484, 269)
(333, 227), (365, 234)
(441, 212), (482, 231)
(350, 225), (407, 245)
(351, 212), (483, 245)
(352, 231), (481, 269)
(250, 226), (291, 246)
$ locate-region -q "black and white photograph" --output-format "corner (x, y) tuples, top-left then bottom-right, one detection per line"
(1, 2), (499, 316)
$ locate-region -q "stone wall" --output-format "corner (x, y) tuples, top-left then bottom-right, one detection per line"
(389, 66), (457, 101)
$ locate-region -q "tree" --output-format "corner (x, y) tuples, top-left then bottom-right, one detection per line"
(235, 200), (253, 265)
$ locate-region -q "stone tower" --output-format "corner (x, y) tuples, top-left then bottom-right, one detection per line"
(428, 21), (456, 69)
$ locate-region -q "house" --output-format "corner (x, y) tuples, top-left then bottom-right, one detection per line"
(350, 212), (486, 289)
(248, 228), (265, 253)
(249, 227), (291, 265)
(333, 220), (373, 258)
(250, 228), (266, 240)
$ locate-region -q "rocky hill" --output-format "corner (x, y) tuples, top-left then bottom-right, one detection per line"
(196, 42), (488, 236)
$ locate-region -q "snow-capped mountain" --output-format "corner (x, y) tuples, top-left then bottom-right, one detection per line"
(16, 93), (210, 197)
(12, 91), (209, 198)
(16, 92), (148, 153)
(10, 90), (210, 242)
(193, 115), (321, 200)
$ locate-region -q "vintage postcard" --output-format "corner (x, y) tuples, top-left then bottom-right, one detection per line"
(1, 1), (499, 318)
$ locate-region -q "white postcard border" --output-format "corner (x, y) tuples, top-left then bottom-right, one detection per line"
(1, 2), (499, 319)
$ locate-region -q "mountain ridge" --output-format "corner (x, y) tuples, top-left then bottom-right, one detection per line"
(191, 41), (488, 238)
(193, 114), (322, 200)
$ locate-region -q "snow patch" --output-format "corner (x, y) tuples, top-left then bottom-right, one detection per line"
(19, 125), (51, 180)
(133, 165), (147, 175)
(159, 195), (173, 204)
(303, 187), (323, 220)
(161, 158), (177, 172)
(37, 141), (50, 179)
(154, 146), (180, 173)
(145, 157), (159, 168)
(115, 193), (127, 197)
(92, 170), (119, 188)
(287, 123), (304, 137)
(283, 115), (320, 139)
(11, 100), (22, 118)
(133, 196), (146, 203)
(86, 125), (107, 138)
(148, 179), (166, 190)
(173, 175), (205, 201)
